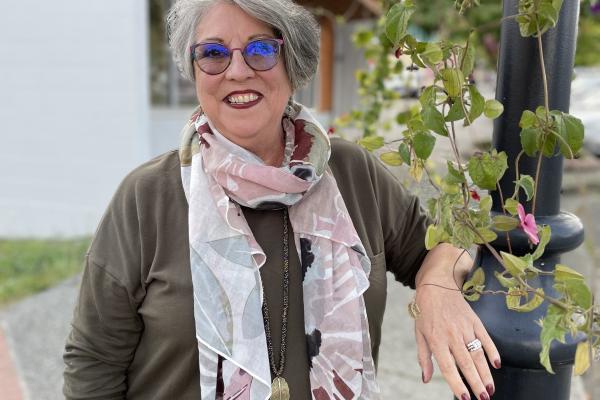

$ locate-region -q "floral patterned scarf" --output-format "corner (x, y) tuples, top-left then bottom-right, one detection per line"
(179, 102), (380, 399)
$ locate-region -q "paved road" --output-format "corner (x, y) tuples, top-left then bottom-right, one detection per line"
(0, 268), (591, 399)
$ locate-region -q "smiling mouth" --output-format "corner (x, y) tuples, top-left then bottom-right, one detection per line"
(224, 91), (263, 109)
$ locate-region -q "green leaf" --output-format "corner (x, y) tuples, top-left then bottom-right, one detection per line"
(462, 267), (485, 302)
(561, 113), (584, 158)
(441, 68), (465, 97)
(385, 1), (416, 45)
(501, 251), (528, 277)
(479, 195), (493, 213)
(445, 100), (466, 122)
(541, 131), (557, 157)
(427, 198), (438, 218)
(539, 305), (568, 374)
(531, 225), (551, 260)
(494, 271), (518, 289)
(419, 86), (436, 107)
(484, 99), (504, 119)
(474, 228), (497, 244)
(413, 131), (436, 160)
(554, 264), (585, 282)
(422, 105), (448, 136)
(467, 150), (508, 190)
(421, 42), (443, 65)
(358, 135), (385, 151)
(380, 151), (403, 166)
(396, 110), (412, 125)
(458, 41), (475, 77)
(425, 224), (443, 250)
(515, 175), (535, 201)
(506, 287), (524, 309)
(452, 222), (475, 249)
(471, 267), (485, 286)
(398, 142), (411, 165)
(558, 278), (593, 309)
(574, 341), (591, 376)
(352, 30), (374, 47)
(466, 85), (485, 126)
(509, 288), (545, 312)
(504, 198), (519, 216)
(445, 161), (465, 185)
(521, 127), (540, 157)
(520, 110), (537, 129)
(493, 215), (520, 231)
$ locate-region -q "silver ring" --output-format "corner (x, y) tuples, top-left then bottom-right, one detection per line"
(466, 339), (482, 352)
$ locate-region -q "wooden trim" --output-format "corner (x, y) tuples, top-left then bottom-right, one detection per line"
(318, 17), (334, 113)
(358, 0), (383, 15)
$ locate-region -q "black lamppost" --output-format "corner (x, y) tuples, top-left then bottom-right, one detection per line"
(468, 1), (585, 399)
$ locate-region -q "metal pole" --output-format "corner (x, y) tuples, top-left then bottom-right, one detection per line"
(466, 1), (585, 399)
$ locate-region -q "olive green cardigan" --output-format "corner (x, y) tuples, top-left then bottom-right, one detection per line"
(63, 138), (430, 399)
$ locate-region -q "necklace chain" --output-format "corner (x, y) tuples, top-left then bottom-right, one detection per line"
(261, 207), (289, 378)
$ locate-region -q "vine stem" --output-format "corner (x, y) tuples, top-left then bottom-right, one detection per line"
(496, 182), (513, 254)
(531, 23), (550, 215)
(449, 121), (470, 207)
(462, 217), (571, 311)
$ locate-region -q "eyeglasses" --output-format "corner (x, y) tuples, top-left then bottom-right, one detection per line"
(190, 38), (284, 75)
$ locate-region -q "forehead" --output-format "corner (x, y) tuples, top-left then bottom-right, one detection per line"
(196, 2), (275, 43)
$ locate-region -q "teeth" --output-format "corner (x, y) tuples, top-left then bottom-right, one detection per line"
(227, 93), (259, 104)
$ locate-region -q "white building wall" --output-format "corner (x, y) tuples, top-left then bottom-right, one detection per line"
(0, 0), (150, 237)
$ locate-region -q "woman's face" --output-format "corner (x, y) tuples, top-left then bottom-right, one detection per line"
(193, 2), (292, 150)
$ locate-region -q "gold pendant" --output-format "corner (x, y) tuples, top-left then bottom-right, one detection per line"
(271, 376), (290, 400)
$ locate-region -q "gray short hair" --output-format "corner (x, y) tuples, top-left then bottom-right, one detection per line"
(166, 0), (320, 91)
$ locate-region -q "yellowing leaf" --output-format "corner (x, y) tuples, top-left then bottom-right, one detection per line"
(468, 151), (508, 190)
(504, 198), (520, 216)
(425, 224), (440, 250)
(574, 341), (591, 376)
(473, 228), (497, 244)
(494, 271), (518, 289)
(510, 288), (545, 312)
(554, 264), (584, 282)
(501, 251), (528, 277)
(493, 215), (520, 231)
(531, 225), (551, 261)
(380, 151), (403, 166)
(358, 135), (385, 151)
(484, 99), (504, 119)
(441, 68), (465, 98)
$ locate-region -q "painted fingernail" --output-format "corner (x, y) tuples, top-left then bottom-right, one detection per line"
(480, 392), (490, 400)
(493, 359), (501, 369)
(461, 394), (470, 400)
(486, 384), (495, 396)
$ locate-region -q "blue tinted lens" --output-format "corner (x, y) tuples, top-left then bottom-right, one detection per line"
(244, 39), (279, 71)
(199, 43), (229, 59)
(245, 40), (277, 57)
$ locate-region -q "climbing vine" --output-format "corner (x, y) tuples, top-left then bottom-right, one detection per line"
(340, 0), (597, 375)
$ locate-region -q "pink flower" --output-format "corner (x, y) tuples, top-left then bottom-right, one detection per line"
(517, 204), (539, 245)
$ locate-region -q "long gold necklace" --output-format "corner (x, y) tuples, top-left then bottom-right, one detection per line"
(261, 208), (290, 400)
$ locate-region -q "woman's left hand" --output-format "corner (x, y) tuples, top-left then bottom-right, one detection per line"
(413, 244), (501, 400)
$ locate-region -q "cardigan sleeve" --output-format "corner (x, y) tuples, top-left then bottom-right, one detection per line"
(63, 257), (143, 399)
(63, 165), (148, 399)
(366, 148), (431, 289)
(328, 138), (432, 289)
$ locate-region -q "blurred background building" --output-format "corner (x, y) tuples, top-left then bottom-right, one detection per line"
(0, 0), (598, 237)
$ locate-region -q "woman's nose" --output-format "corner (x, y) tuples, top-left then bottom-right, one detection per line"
(225, 50), (255, 80)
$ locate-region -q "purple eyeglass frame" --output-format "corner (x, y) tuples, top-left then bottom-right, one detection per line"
(190, 38), (284, 75)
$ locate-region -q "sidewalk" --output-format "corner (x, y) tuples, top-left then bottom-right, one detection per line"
(0, 269), (591, 399)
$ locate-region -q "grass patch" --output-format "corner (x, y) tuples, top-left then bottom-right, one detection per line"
(0, 237), (90, 307)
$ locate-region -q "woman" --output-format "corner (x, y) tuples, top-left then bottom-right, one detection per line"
(63, 1), (500, 399)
